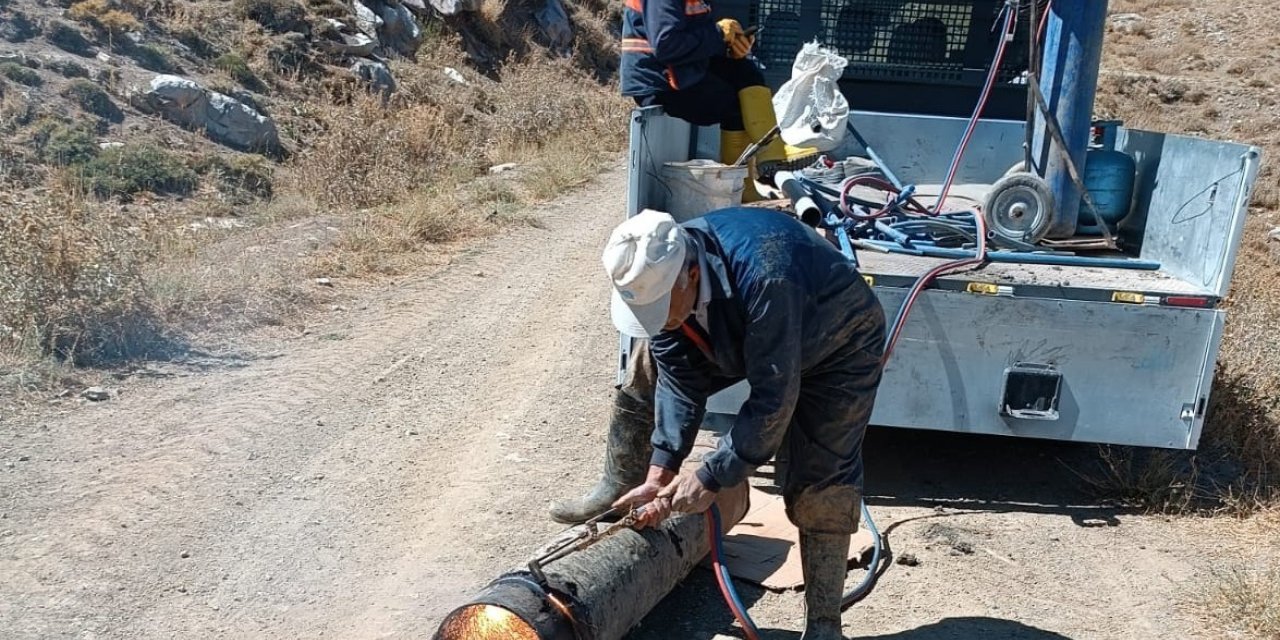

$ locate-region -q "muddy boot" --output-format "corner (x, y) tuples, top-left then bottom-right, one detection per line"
(548, 390), (653, 524)
(800, 532), (851, 640)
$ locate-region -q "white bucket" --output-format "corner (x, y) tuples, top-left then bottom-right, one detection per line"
(659, 160), (749, 222)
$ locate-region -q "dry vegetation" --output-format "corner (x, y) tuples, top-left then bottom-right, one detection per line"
(1086, 0), (1280, 515)
(0, 0), (626, 383)
(1099, 2), (1280, 635)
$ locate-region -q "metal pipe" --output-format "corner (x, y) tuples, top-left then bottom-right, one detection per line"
(775, 171), (824, 227)
(859, 239), (1160, 270)
(1031, 0), (1110, 238)
(433, 481), (751, 640)
(845, 121), (905, 191)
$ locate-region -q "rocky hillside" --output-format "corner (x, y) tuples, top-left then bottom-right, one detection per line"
(0, 0), (626, 370)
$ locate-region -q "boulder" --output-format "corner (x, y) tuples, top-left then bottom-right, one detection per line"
(377, 0), (423, 57)
(319, 31), (378, 57)
(353, 0), (384, 39)
(350, 59), (396, 96)
(400, 0), (432, 15)
(1109, 13), (1147, 35)
(428, 0), (481, 15)
(536, 0), (573, 52)
(132, 75), (281, 154)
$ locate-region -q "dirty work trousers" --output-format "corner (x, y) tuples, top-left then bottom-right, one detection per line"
(619, 312), (885, 535)
(632, 57), (766, 132)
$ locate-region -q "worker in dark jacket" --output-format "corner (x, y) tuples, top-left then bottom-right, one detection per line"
(619, 0), (814, 198)
(553, 208), (885, 640)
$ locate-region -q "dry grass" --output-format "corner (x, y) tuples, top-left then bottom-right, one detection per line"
(0, 178), (170, 365)
(1093, 1), (1280, 515)
(1201, 562), (1280, 639)
(294, 44), (626, 275)
(0, 7), (627, 379)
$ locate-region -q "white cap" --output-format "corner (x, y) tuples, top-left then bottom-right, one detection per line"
(603, 210), (689, 338)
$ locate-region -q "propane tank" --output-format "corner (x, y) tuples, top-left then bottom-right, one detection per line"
(1078, 120), (1136, 235)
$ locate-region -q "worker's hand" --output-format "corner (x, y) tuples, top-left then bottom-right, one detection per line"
(716, 19), (755, 59)
(614, 465), (675, 528)
(658, 467), (718, 514)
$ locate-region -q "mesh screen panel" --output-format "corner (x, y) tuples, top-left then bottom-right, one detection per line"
(751, 0), (1029, 86)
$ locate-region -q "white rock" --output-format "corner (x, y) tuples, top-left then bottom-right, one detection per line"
(82, 387), (113, 402)
(99, 142), (125, 150)
(428, 0), (481, 15)
(443, 67), (468, 85)
(353, 1), (384, 38)
(315, 277), (333, 287)
(1110, 13), (1146, 35)
(489, 163), (517, 174)
(188, 217), (248, 231)
(378, 0), (423, 56)
(320, 32), (377, 57)
(131, 75), (280, 153)
(1269, 226), (1280, 242)
(350, 59), (396, 95)
(401, 0), (431, 15)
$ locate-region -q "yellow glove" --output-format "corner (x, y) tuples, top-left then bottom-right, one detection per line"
(716, 19), (755, 59)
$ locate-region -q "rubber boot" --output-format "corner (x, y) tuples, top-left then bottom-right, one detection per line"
(720, 129), (765, 203)
(799, 532), (851, 640)
(548, 390), (654, 524)
(737, 86), (819, 184)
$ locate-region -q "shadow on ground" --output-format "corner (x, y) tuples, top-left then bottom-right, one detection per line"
(630, 426), (1126, 639)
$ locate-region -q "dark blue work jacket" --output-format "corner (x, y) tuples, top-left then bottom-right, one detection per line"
(620, 0), (725, 96)
(648, 208), (883, 490)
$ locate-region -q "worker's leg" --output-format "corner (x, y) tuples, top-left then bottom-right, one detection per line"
(784, 310), (886, 640)
(637, 72), (770, 201)
(549, 340), (658, 524)
(639, 73), (743, 130)
(709, 57), (818, 180)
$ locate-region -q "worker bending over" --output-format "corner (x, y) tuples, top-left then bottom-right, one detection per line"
(553, 208), (885, 639)
(620, 0), (813, 197)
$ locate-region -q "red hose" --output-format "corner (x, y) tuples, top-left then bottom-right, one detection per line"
(934, 8), (1017, 213)
(706, 511), (761, 640)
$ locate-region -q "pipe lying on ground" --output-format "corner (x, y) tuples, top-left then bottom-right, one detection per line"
(434, 469), (750, 640)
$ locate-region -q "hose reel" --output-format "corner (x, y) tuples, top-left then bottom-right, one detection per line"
(983, 172), (1056, 244)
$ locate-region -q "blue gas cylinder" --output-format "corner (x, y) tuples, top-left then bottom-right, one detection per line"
(1079, 129), (1137, 234)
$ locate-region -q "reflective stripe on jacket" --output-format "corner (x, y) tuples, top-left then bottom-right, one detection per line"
(620, 0), (725, 97)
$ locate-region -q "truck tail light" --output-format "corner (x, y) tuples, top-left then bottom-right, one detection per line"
(1161, 296), (1214, 308)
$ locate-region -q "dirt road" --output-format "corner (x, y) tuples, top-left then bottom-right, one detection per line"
(0, 165), (1232, 639)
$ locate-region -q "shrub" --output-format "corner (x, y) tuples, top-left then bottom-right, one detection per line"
(46, 21), (95, 56)
(68, 0), (142, 36)
(0, 10), (41, 43)
(31, 119), (99, 166)
(173, 28), (219, 60)
(48, 59), (90, 78)
(197, 154), (274, 203)
(80, 145), (197, 197)
(61, 79), (122, 122)
(127, 44), (178, 73)
(233, 0), (311, 34)
(0, 188), (172, 364)
(0, 62), (42, 86)
(214, 52), (265, 91)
